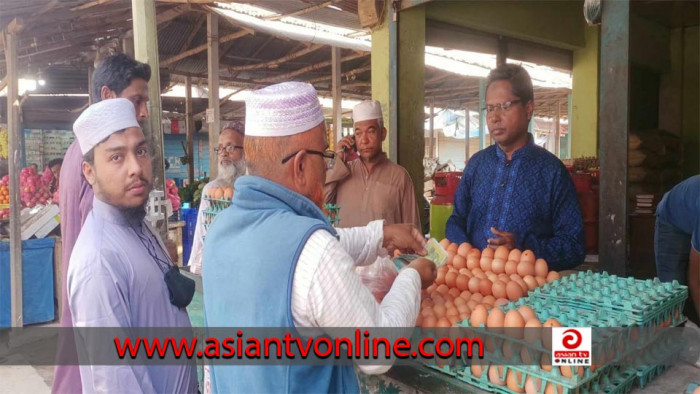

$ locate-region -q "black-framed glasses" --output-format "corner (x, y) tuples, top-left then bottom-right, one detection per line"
(214, 145), (244, 155)
(281, 149), (336, 169)
(482, 99), (522, 114)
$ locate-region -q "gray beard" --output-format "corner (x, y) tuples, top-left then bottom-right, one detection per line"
(218, 159), (246, 185)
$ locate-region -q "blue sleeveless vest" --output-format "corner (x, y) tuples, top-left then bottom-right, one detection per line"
(202, 176), (360, 393)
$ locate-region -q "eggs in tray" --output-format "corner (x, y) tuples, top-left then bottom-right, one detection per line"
(417, 240), (560, 329)
(206, 186), (234, 200)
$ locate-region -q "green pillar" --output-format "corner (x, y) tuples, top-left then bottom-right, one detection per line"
(571, 25), (600, 158)
(479, 79), (487, 150)
(372, 3), (426, 219)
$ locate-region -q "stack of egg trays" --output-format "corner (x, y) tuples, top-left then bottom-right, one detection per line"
(623, 324), (685, 389)
(448, 299), (634, 392)
(529, 271), (688, 328)
(453, 361), (637, 394)
(201, 197), (233, 233)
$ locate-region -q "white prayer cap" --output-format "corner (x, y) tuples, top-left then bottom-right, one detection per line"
(352, 100), (383, 123)
(73, 98), (140, 155)
(245, 82), (326, 137)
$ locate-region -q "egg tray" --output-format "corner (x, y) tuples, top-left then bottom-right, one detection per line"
(624, 330), (685, 390)
(453, 361), (636, 394)
(530, 271), (688, 326)
(202, 196), (233, 213)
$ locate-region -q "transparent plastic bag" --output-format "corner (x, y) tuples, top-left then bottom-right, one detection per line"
(356, 256), (399, 303)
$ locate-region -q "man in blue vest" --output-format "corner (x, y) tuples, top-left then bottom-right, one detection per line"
(203, 82), (436, 393)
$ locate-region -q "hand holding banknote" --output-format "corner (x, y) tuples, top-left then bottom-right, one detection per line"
(382, 223), (427, 256)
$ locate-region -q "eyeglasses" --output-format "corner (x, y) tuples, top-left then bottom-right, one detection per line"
(281, 149), (336, 169)
(214, 145), (244, 155)
(482, 99), (522, 114)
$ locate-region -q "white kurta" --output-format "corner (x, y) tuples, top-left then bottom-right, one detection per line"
(291, 220), (422, 375)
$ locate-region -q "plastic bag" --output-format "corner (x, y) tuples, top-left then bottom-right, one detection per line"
(356, 256), (399, 303)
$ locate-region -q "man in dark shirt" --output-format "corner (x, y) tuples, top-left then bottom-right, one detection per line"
(446, 64), (585, 270)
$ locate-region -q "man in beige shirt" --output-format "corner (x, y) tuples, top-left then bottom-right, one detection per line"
(325, 100), (420, 229)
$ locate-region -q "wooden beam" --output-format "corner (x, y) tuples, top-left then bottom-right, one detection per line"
(157, 0), (233, 3)
(0, 76), (6, 91)
(308, 63), (372, 83)
(256, 51), (367, 83)
(429, 103), (435, 158)
(265, 0), (341, 21)
(71, 0), (116, 11)
(3, 24), (22, 327)
(207, 11), (220, 179)
(194, 87), (244, 119)
(185, 76), (194, 184)
(156, 4), (190, 24)
(132, 0), (168, 236)
(178, 14), (205, 55)
(162, 29), (249, 67)
(227, 44), (324, 72)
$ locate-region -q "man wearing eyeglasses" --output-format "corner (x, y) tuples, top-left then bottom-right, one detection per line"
(324, 100), (421, 230)
(188, 122), (245, 275)
(203, 82), (436, 393)
(446, 64), (585, 271)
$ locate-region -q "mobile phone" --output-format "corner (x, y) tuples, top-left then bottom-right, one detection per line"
(343, 136), (357, 152)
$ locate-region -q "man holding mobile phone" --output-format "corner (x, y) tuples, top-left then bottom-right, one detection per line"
(325, 100), (421, 229)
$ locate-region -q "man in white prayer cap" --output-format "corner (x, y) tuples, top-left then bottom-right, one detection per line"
(203, 82), (436, 393)
(67, 98), (197, 393)
(325, 100), (421, 230)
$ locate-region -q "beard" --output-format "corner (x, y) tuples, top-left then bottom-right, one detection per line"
(218, 159), (246, 185)
(123, 204), (147, 223)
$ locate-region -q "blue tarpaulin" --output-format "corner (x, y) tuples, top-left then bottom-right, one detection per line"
(0, 237), (55, 326)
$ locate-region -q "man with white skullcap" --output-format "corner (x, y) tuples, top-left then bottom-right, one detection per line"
(188, 121), (246, 275)
(67, 98), (197, 393)
(203, 82), (436, 393)
(325, 100), (421, 230)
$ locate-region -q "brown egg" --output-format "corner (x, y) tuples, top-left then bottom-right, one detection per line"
(421, 307), (435, 318)
(470, 304), (488, 327)
(491, 258), (506, 274)
(446, 251), (456, 265)
(435, 271), (445, 286)
(460, 290), (471, 300)
(524, 318), (542, 345)
(505, 260), (519, 275)
(495, 298), (510, 306)
(483, 295), (496, 306)
(415, 313), (423, 326)
(459, 312), (470, 321)
(448, 288), (462, 299)
(446, 307), (460, 318)
(471, 363), (485, 378)
(448, 267), (458, 274)
(471, 293), (484, 303)
(488, 365), (506, 386)
(453, 254), (467, 270)
(498, 273), (510, 282)
(433, 304), (446, 317)
(445, 272), (458, 288)
(487, 307), (505, 328)
(508, 248), (522, 262)
(525, 376), (543, 394)
(472, 267), (484, 277)
(421, 298), (434, 308)
(541, 354), (552, 371)
(492, 280), (507, 299)
(467, 300), (479, 311)
(437, 317), (452, 327)
(468, 247), (481, 258)
(223, 187), (234, 200)
(504, 309), (525, 339)
(546, 271), (561, 283)
(511, 274), (529, 293)
(482, 247), (495, 259)
(447, 243), (459, 253)
(520, 250), (536, 264)
(453, 296), (466, 306)
(437, 284), (450, 295)
(506, 369), (525, 393)
(479, 278), (493, 296)
(544, 318), (562, 328)
(517, 261), (535, 277)
(521, 346), (534, 365)
(544, 382), (563, 394)
(560, 366), (584, 379)
(534, 258), (549, 277)
(457, 304), (471, 314)
(457, 242), (471, 257)
(493, 245), (509, 260)
(432, 294), (445, 304)
(466, 256), (480, 270)
(535, 276), (546, 286)
(439, 238), (451, 249)
(522, 275), (538, 290)
(423, 315), (437, 330)
(456, 275), (470, 291)
(486, 272), (499, 283)
(443, 294), (455, 303)
(480, 257), (493, 272)
(468, 277), (481, 294)
(447, 315), (461, 325)
(506, 281), (524, 301)
(518, 306), (537, 322)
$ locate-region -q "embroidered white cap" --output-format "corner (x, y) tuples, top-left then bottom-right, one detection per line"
(245, 82), (326, 137)
(352, 100), (383, 123)
(73, 98), (140, 155)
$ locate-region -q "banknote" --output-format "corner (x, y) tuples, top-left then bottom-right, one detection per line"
(425, 238), (448, 267)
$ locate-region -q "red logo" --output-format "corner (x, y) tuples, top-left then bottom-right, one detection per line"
(562, 329), (582, 349)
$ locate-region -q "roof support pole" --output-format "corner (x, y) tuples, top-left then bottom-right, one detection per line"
(599, 0), (630, 276)
(132, 0), (167, 236)
(3, 19), (23, 327)
(331, 46), (342, 145)
(428, 103), (434, 158)
(207, 12), (220, 179)
(186, 76), (195, 184)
